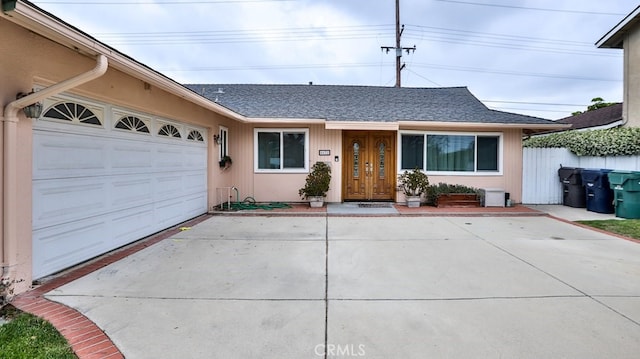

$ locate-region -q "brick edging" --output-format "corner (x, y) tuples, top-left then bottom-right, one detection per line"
(10, 214), (213, 359)
(11, 296), (122, 359)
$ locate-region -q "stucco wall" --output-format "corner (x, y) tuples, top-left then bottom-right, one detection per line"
(623, 25), (640, 127)
(224, 123), (342, 204)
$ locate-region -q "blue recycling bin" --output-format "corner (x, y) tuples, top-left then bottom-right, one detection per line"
(581, 169), (614, 214)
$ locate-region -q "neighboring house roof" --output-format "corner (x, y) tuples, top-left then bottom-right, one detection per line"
(556, 103), (623, 130)
(187, 84), (559, 127)
(596, 5), (640, 48)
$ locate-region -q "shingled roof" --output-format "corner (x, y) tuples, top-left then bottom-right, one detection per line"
(556, 103), (623, 130)
(186, 84), (556, 126)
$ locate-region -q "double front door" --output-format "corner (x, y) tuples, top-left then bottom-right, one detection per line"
(343, 131), (396, 201)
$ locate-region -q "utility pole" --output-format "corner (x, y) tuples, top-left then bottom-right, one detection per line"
(381, 0), (416, 87)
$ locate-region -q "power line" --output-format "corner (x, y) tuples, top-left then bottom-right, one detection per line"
(90, 23), (619, 58)
(435, 0), (626, 16)
(158, 61), (620, 83)
(404, 24), (592, 47)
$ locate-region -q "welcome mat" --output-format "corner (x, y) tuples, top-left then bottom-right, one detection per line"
(358, 203), (393, 208)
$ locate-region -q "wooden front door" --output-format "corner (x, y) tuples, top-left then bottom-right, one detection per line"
(343, 131), (396, 201)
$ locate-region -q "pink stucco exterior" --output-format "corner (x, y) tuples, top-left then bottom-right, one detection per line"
(0, 1), (562, 300)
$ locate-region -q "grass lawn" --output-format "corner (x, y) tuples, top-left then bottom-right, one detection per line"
(576, 219), (640, 240)
(0, 305), (76, 359)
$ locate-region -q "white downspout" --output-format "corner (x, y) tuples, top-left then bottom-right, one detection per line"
(1, 54), (108, 285)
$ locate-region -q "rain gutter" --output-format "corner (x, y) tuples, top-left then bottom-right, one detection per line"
(1, 54), (108, 282)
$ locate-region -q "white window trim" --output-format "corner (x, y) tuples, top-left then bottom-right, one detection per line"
(254, 128), (309, 173)
(397, 130), (503, 176)
(218, 126), (229, 161)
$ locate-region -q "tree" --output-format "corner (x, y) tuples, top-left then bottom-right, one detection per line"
(572, 97), (616, 115)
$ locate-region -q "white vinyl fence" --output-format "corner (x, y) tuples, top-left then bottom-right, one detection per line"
(522, 148), (640, 204)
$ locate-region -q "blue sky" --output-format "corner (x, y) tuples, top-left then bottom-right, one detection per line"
(32, 0), (637, 119)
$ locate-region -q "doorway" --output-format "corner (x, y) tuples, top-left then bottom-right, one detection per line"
(343, 131), (396, 201)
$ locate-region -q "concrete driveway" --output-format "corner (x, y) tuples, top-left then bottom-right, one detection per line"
(46, 215), (640, 359)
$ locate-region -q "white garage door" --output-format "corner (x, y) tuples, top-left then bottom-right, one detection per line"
(32, 97), (208, 278)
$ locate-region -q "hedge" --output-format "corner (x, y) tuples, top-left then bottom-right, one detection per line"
(523, 127), (640, 156)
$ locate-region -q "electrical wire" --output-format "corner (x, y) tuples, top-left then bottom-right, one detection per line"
(434, 0), (626, 16)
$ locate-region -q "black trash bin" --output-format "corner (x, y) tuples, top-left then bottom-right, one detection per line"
(581, 169), (614, 214)
(558, 167), (585, 208)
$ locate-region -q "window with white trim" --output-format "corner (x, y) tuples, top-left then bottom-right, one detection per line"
(399, 132), (501, 174)
(218, 126), (229, 159)
(254, 128), (309, 172)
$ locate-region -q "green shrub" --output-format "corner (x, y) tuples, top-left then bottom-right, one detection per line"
(425, 182), (480, 205)
(523, 127), (640, 156)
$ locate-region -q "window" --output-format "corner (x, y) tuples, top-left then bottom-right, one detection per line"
(427, 134), (475, 172)
(218, 126), (229, 159)
(401, 134), (424, 170)
(254, 129), (308, 172)
(399, 132), (501, 174)
(158, 124), (181, 138)
(43, 102), (101, 126)
(187, 129), (204, 142)
(115, 116), (150, 133)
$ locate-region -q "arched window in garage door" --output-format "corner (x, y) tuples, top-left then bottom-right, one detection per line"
(187, 129), (204, 142)
(158, 124), (181, 138)
(115, 116), (150, 133)
(43, 102), (101, 126)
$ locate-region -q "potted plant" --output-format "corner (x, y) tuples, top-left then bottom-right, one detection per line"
(219, 155), (232, 168)
(299, 161), (332, 207)
(397, 168), (430, 207)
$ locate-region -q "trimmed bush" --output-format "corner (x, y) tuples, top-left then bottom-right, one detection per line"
(523, 127), (640, 156)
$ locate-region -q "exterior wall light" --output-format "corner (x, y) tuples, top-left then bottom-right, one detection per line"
(16, 91), (44, 118)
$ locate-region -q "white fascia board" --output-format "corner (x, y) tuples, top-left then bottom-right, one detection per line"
(398, 121), (570, 131)
(324, 121), (399, 130)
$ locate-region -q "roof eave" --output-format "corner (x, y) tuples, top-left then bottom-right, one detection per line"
(3, 0), (246, 122)
(398, 121), (570, 131)
(596, 5), (640, 48)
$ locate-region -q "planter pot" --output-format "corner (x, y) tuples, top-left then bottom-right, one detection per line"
(309, 196), (325, 208)
(405, 195), (421, 208)
(436, 193), (480, 208)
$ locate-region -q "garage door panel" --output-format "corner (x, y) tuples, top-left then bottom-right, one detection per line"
(33, 217), (109, 279)
(33, 179), (108, 230)
(155, 175), (184, 197)
(182, 193), (208, 218)
(111, 143), (154, 171)
(157, 146), (185, 169)
(184, 148), (207, 168)
(111, 205), (155, 247)
(33, 118), (208, 278)
(33, 131), (108, 179)
(154, 198), (186, 227)
(110, 177), (154, 209)
(183, 172), (207, 194)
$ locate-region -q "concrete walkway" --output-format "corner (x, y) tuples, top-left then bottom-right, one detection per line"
(41, 213), (640, 359)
